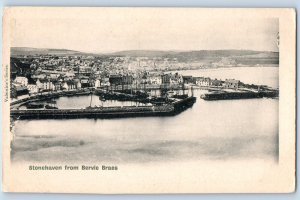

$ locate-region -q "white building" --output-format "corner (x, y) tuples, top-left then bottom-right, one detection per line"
(49, 74), (61, 79)
(196, 77), (211, 87)
(32, 74), (46, 80)
(14, 76), (28, 86)
(62, 82), (69, 90)
(27, 84), (39, 94)
(148, 75), (162, 85)
(170, 74), (183, 85)
(95, 79), (101, 88)
(36, 79), (54, 91)
(101, 78), (110, 86)
(76, 81), (82, 89)
(62, 81), (77, 90)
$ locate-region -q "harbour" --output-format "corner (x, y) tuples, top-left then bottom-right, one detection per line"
(11, 67), (279, 163)
(10, 66), (278, 120)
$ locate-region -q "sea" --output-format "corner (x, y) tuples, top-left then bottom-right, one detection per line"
(11, 66), (279, 164)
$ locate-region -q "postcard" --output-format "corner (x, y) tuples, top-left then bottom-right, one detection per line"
(2, 7), (296, 193)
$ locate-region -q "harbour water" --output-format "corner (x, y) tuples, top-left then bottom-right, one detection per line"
(11, 66), (279, 163)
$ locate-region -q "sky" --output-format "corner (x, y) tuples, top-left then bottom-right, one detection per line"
(10, 8), (279, 53)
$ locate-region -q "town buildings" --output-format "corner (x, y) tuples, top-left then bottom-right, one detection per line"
(14, 76), (28, 86)
(195, 77), (211, 86)
(10, 54), (245, 98)
(27, 84), (39, 94)
(225, 79), (240, 89)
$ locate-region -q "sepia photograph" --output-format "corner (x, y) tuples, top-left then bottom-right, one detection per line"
(2, 7), (296, 193)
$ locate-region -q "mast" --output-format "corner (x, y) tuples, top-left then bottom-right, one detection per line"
(130, 79), (133, 95)
(77, 64), (80, 78)
(89, 90), (93, 107)
(191, 86), (194, 97)
(135, 79), (137, 91)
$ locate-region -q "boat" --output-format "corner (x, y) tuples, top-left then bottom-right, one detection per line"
(99, 95), (106, 101)
(26, 102), (44, 109)
(66, 93), (75, 96)
(45, 105), (58, 109)
(46, 100), (57, 104)
(167, 91), (176, 96)
(76, 91), (91, 96)
(172, 94), (188, 99)
(200, 91), (263, 100)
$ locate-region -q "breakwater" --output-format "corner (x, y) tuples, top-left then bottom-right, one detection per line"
(201, 90), (278, 101)
(11, 97), (196, 120)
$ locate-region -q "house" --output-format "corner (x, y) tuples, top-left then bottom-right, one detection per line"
(177, 74), (183, 84)
(49, 73), (61, 80)
(211, 79), (223, 87)
(65, 72), (76, 78)
(32, 74), (47, 80)
(80, 79), (90, 88)
(52, 81), (61, 91)
(170, 73), (183, 85)
(161, 73), (171, 84)
(16, 85), (29, 96)
(101, 78), (110, 86)
(74, 79), (81, 89)
(44, 65), (56, 71)
(89, 79), (95, 87)
(78, 66), (92, 76)
(122, 75), (133, 85)
(109, 74), (123, 85)
(62, 81), (77, 90)
(182, 76), (193, 84)
(27, 84), (39, 94)
(11, 83), (29, 97)
(14, 76), (28, 86)
(95, 79), (101, 88)
(196, 77), (211, 86)
(148, 74), (162, 85)
(225, 79), (240, 89)
(141, 72), (148, 84)
(67, 81), (77, 90)
(62, 82), (69, 90)
(10, 84), (17, 98)
(36, 79), (54, 91)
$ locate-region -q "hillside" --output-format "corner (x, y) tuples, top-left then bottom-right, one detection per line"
(11, 47), (98, 56)
(11, 47), (279, 65)
(110, 50), (278, 63)
(111, 49), (278, 57)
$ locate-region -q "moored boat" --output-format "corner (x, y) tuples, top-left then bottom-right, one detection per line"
(45, 105), (58, 109)
(26, 102), (44, 109)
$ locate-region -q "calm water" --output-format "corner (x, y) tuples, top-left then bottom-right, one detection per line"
(12, 67), (279, 163)
(55, 96), (149, 109)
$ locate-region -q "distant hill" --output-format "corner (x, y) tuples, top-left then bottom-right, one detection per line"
(11, 47), (99, 56)
(11, 47), (279, 65)
(111, 49), (278, 57)
(109, 50), (179, 57)
(110, 49), (279, 64)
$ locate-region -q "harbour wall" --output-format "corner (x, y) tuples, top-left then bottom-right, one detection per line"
(11, 97), (196, 120)
(201, 90), (278, 101)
